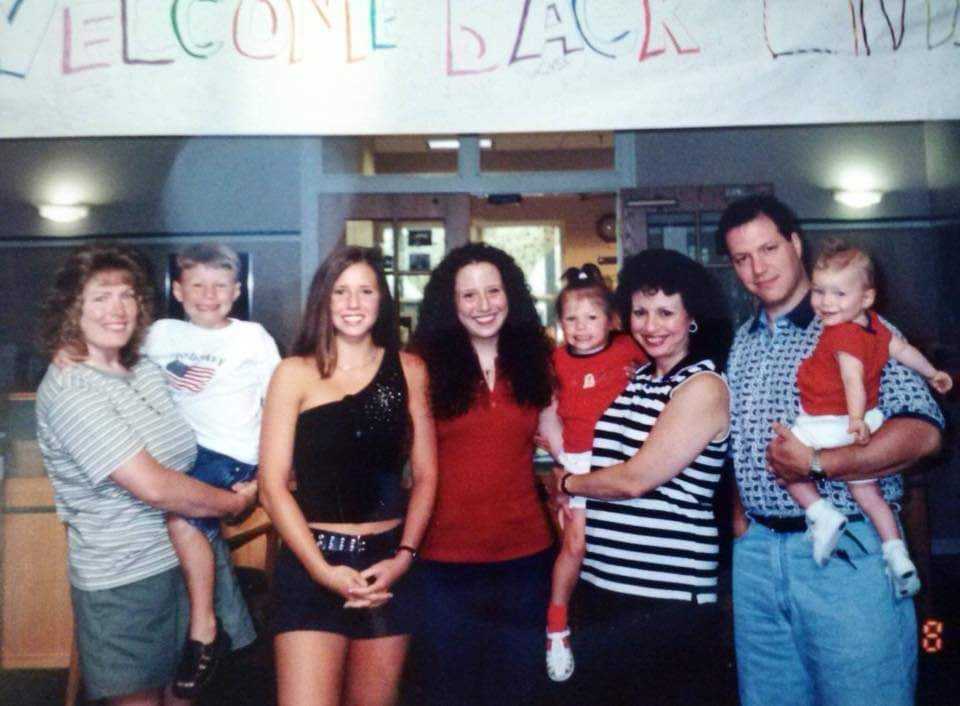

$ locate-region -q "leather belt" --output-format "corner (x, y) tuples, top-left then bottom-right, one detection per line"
(752, 512), (865, 534)
(309, 525), (401, 553)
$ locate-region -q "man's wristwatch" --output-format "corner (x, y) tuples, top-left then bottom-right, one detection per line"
(808, 448), (827, 480)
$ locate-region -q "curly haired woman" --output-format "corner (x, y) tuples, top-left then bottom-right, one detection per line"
(408, 243), (555, 706)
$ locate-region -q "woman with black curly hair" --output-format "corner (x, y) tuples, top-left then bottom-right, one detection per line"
(552, 248), (734, 705)
(409, 242), (555, 706)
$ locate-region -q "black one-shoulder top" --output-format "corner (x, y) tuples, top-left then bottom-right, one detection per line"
(293, 349), (409, 523)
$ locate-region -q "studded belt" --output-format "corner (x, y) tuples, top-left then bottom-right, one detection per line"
(309, 525), (401, 554)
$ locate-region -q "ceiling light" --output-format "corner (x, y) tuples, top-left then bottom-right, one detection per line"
(38, 204), (90, 223)
(625, 198), (678, 208)
(834, 190), (883, 208)
(426, 138), (493, 150)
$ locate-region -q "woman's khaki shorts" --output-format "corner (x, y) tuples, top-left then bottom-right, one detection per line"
(71, 538), (256, 700)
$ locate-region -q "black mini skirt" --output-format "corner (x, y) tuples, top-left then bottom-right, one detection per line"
(272, 525), (417, 639)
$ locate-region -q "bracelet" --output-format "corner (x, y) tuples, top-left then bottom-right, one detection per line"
(559, 472), (574, 496)
(396, 545), (418, 560)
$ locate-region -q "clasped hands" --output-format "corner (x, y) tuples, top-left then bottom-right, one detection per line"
(322, 552), (413, 609)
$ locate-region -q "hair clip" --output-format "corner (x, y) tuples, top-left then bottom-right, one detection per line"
(577, 270), (588, 281)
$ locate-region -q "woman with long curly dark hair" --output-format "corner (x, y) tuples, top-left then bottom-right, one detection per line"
(551, 249), (734, 705)
(408, 242), (554, 706)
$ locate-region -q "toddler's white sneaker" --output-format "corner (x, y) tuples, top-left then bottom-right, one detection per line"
(883, 539), (921, 598)
(805, 499), (847, 566)
(546, 629), (575, 682)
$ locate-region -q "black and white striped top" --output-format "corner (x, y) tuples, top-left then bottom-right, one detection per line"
(581, 358), (728, 604)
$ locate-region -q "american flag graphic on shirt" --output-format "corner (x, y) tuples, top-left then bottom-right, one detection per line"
(165, 360), (215, 392)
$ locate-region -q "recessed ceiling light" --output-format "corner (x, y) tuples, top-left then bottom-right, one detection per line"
(426, 138), (493, 150)
(834, 190), (883, 208)
(38, 204), (90, 223)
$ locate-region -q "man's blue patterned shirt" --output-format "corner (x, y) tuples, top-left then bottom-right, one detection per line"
(728, 296), (945, 518)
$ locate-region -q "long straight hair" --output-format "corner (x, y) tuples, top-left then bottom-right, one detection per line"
(293, 246), (399, 377)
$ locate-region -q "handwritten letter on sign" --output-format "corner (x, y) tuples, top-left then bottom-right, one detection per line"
(1, 1), (958, 138)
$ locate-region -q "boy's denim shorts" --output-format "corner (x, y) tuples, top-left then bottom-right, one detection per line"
(184, 445), (257, 541)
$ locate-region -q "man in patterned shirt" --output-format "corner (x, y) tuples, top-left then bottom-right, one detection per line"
(719, 195), (943, 706)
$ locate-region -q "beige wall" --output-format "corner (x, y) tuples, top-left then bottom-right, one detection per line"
(469, 194), (617, 281)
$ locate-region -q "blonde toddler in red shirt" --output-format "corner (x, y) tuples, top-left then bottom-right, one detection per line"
(789, 239), (951, 596)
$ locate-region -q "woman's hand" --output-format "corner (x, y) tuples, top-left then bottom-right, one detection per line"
(344, 552), (413, 608)
(317, 564), (376, 607)
(225, 480), (259, 525)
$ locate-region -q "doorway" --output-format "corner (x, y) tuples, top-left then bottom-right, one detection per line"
(320, 192), (618, 337)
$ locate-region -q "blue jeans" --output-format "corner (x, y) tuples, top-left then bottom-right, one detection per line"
(185, 446), (257, 541)
(733, 518), (916, 706)
(409, 549), (552, 706)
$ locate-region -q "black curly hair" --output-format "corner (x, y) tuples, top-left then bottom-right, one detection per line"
(409, 243), (554, 419)
(616, 249), (733, 372)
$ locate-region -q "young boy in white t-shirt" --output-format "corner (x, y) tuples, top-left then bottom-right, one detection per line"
(142, 243), (280, 698)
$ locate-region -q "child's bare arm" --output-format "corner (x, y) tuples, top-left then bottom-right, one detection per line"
(889, 335), (953, 394)
(837, 351), (870, 444)
(537, 397), (565, 460)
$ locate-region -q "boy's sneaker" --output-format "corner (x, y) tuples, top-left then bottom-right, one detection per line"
(172, 619), (231, 699)
(805, 499), (847, 566)
(883, 539), (921, 598)
(546, 629), (574, 682)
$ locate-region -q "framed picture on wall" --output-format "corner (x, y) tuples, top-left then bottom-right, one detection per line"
(164, 252), (252, 321)
(408, 229), (433, 246)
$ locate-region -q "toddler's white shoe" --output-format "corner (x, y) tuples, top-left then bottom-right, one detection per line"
(546, 629), (575, 682)
(805, 499), (847, 566)
(883, 539), (921, 598)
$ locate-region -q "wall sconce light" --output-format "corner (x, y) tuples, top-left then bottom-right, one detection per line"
(834, 190), (883, 209)
(38, 204), (90, 223)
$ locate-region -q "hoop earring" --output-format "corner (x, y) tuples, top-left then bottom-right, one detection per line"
(688, 321), (699, 334)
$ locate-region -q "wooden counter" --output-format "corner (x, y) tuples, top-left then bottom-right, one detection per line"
(1, 477), (71, 669)
(0, 477), (272, 670)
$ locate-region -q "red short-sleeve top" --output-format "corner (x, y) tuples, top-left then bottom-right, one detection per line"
(553, 334), (646, 453)
(797, 311), (891, 416)
(419, 379), (553, 564)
